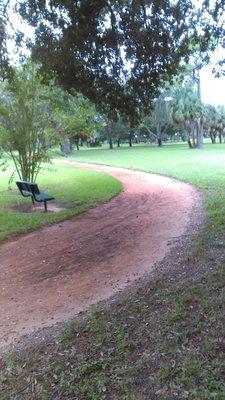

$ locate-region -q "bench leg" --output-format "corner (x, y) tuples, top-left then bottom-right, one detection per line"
(31, 196), (35, 205)
(44, 201), (47, 212)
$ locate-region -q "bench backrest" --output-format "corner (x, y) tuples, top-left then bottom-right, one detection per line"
(16, 181), (40, 197)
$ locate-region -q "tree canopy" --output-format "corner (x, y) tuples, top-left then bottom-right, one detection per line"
(18, 0), (200, 121)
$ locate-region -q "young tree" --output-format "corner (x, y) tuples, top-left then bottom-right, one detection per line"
(0, 62), (53, 181)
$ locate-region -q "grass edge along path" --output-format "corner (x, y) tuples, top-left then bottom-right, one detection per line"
(1, 144), (225, 399)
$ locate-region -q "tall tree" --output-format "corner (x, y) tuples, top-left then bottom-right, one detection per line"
(188, 51), (207, 149)
(171, 83), (204, 149)
(17, 0), (199, 120)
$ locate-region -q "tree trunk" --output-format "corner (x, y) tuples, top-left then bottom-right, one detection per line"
(117, 138), (120, 147)
(109, 138), (113, 149)
(181, 133), (186, 142)
(196, 117), (204, 149)
(210, 131), (216, 144)
(107, 122), (113, 149)
(60, 138), (72, 154)
(157, 124), (163, 146)
(219, 133), (222, 143)
(75, 141), (80, 150)
(187, 129), (197, 149)
(157, 137), (162, 147)
(192, 130), (196, 148)
(187, 136), (193, 149)
(129, 134), (132, 147)
(196, 73), (203, 149)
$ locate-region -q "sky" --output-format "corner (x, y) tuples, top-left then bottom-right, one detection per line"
(201, 67), (225, 106)
(6, 0), (225, 107)
(200, 48), (225, 106)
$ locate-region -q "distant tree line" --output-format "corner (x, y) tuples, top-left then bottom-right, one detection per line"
(1, 1), (225, 181)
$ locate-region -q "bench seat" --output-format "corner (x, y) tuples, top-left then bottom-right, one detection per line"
(34, 192), (55, 202)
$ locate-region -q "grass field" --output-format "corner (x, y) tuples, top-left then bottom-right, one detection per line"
(55, 142), (225, 187)
(54, 143), (225, 242)
(1, 143), (225, 399)
(0, 163), (122, 240)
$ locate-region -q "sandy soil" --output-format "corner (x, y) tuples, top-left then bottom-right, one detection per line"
(0, 161), (201, 347)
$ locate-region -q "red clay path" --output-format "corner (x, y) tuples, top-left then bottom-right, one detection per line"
(0, 162), (201, 347)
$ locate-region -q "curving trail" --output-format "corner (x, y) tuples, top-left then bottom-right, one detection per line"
(0, 161), (201, 347)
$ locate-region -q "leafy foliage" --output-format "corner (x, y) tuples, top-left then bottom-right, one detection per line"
(0, 62), (53, 181)
(201, 1), (225, 76)
(51, 88), (103, 153)
(18, 0), (199, 120)
(0, 1), (12, 78)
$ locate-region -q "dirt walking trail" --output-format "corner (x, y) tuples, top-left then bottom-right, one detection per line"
(0, 161), (201, 347)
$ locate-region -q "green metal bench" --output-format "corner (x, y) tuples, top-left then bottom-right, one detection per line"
(16, 180), (55, 212)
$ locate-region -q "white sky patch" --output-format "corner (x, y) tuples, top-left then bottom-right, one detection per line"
(201, 66), (225, 106)
(6, 0), (34, 63)
(200, 47), (225, 106)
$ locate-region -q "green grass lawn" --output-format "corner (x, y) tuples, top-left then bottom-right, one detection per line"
(53, 142), (225, 188)
(54, 143), (225, 240)
(0, 163), (122, 240)
(1, 143), (225, 400)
